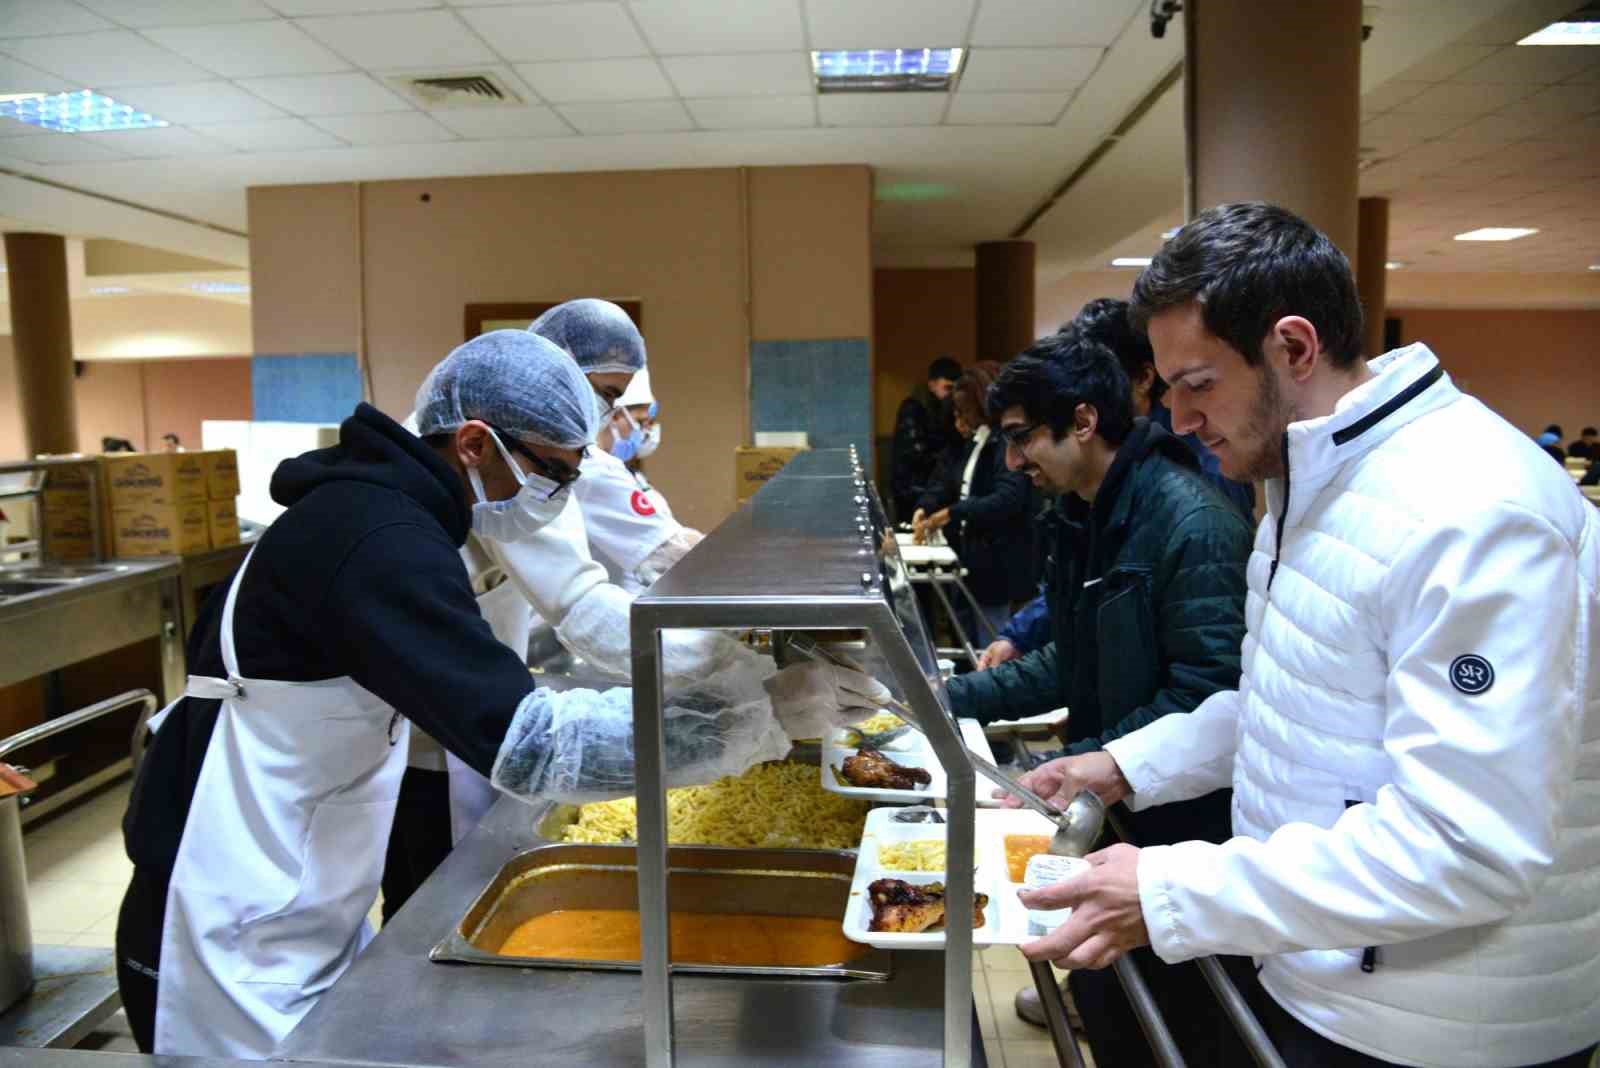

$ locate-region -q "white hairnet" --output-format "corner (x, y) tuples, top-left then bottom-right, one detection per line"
(413, 330), (595, 448)
(617, 366), (655, 409)
(528, 299), (647, 375)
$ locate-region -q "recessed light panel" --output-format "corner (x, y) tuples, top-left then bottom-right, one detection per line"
(1111, 257), (1153, 268)
(1518, 21), (1600, 45)
(0, 90), (168, 133)
(189, 281), (249, 295)
(1454, 227), (1539, 241)
(811, 49), (964, 92)
(1385, 261), (1405, 270)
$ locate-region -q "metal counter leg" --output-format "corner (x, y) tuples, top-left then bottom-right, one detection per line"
(1112, 954), (1188, 1068)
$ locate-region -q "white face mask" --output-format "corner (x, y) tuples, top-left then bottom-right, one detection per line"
(635, 423), (662, 459)
(466, 427), (569, 542)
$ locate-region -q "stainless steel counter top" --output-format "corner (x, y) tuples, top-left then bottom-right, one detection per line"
(0, 558), (180, 624)
(276, 794), (984, 1068)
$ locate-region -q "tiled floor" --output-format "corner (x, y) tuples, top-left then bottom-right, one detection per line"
(974, 947), (1095, 1068)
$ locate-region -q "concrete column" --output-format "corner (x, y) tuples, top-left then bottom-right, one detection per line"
(1185, 0), (1362, 257)
(975, 240), (1036, 362)
(3, 233), (78, 456)
(1356, 196), (1390, 357)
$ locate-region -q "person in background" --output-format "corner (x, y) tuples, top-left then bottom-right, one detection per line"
(910, 361), (1036, 642)
(117, 330), (883, 1059)
(161, 433), (183, 452)
(1537, 423), (1566, 462)
(977, 297), (1254, 672)
(944, 328), (1255, 1065)
(892, 356), (962, 522)
(576, 366), (704, 594)
(1568, 426), (1598, 461)
(1012, 202), (1599, 1068)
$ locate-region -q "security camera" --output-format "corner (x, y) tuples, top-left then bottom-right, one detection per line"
(1150, 0), (1182, 39)
(1363, 5), (1378, 41)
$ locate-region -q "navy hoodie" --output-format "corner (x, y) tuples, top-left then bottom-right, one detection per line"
(124, 404), (535, 879)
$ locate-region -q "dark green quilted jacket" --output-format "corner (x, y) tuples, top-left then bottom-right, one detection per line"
(947, 418), (1253, 845)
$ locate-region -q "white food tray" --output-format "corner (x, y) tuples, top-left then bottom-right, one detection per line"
(841, 807), (1088, 950)
(820, 718), (996, 804)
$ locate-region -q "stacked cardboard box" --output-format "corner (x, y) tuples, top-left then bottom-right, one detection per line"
(203, 449), (241, 549)
(734, 446), (806, 503)
(103, 452), (209, 557)
(40, 462), (101, 562)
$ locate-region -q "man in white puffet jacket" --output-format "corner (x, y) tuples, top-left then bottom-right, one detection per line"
(1007, 203), (1599, 1068)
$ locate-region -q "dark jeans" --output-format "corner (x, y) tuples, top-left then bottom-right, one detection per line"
(1237, 965), (1599, 1068)
(1069, 949), (1257, 1068)
(379, 766), (454, 923)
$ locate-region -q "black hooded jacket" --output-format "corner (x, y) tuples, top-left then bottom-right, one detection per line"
(124, 404), (535, 879)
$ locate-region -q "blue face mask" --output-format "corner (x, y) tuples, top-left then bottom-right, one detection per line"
(608, 405), (646, 462)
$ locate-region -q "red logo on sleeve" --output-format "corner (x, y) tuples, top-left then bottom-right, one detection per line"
(631, 490), (656, 517)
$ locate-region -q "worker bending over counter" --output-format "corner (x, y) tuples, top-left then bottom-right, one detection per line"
(115, 330), (886, 1060)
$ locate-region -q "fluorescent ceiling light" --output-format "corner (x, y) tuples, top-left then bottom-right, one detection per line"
(189, 281), (249, 295)
(1589, 264), (1600, 271)
(1453, 227), (1538, 242)
(1161, 228), (1180, 240)
(811, 49), (964, 93)
(1111, 257), (1153, 268)
(1385, 261), (1405, 270)
(1518, 21), (1600, 45)
(0, 90), (168, 133)
(89, 286), (130, 295)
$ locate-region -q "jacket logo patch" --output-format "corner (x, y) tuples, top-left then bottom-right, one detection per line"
(1449, 654), (1494, 696)
(630, 490), (656, 517)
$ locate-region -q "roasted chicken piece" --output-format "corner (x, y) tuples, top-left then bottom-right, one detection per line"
(867, 878), (988, 933)
(841, 747), (931, 790)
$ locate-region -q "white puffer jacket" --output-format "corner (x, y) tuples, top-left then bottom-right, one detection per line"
(1104, 345), (1600, 1067)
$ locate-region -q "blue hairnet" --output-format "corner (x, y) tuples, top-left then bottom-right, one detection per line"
(413, 330), (596, 448)
(527, 299), (647, 375)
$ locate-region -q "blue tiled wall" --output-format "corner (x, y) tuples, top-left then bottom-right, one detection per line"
(252, 354), (363, 423)
(750, 338), (872, 458)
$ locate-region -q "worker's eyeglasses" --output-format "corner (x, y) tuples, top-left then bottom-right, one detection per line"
(999, 421), (1044, 450)
(489, 425), (583, 496)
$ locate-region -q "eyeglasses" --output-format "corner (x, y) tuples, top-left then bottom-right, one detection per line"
(488, 424), (583, 494)
(999, 421), (1045, 450)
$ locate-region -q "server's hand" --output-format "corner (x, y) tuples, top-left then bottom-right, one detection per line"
(1002, 752), (1131, 811)
(976, 638), (1020, 670)
(1018, 844), (1148, 970)
(764, 659), (893, 740)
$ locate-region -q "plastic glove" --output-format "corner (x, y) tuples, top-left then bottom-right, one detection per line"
(632, 526), (705, 591)
(764, 659), (894, 740)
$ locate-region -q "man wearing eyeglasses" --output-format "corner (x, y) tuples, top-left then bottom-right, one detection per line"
(944, 322), (1256, 1066)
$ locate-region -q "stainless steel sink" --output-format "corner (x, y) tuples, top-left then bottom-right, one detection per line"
(0, 580), (68, 599)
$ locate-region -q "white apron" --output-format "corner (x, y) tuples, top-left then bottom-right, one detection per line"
(443, 571), (529, 843)
(151, 548), (410, 1058)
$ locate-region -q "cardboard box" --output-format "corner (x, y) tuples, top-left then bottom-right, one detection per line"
(42, 460), (99, 492)
(103, 452), (207, 508)
(735, 446), (806, 502)
(206, 497), (240, 549)
(41, 489), (98, 561)
(111, 501), (210, 558)
(202, 449), (240, 500)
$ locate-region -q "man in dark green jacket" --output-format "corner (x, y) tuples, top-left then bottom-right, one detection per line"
(948, 325), (1254, 1066)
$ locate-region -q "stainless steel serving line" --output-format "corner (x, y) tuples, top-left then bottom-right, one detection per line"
(630, 447), (980, 1068)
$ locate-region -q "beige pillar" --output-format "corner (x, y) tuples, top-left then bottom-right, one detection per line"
(975, 240), (1036, 363)
(1356, 197), (1390, 357)
(1185, 0), (1362, 257)
(3, 233), (78, 456)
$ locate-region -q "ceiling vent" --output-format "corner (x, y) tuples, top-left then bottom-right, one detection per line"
(386, 72), (522, 109)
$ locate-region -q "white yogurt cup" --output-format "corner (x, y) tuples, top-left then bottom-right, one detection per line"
(1023, 853), (1090, 935)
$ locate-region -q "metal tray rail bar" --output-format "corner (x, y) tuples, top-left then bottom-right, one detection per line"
(922, 571), (981, 664)
(631, 448), (978, 1068)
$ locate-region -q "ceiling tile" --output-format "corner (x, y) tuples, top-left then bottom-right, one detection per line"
(236, 71), (410, 114)
(628, 0), (802, 55)
(1360, 80), (1431, 115)
(1391, 81), (1537, 116)
(267, 0), (440, 12)
(191, 115), (345, 149)
(970, 0), (1133, 48)
(1495, 84), (1600, 117)
(78, 1), (278, 27)
(518, 58), (672, 103)
(78, 124), (235, 156)
(684, 95), (813, 129)
(1442, 113), (1564, 142)
(146, 20), (350, 78)
(661, 53), (811, 98)
(113, 82), (286, 124)
(0, 133), (128, 163)
(428, 104), (571, 139)
(958, 48), (1101, 93)
(805, 0), (975, 49)
(459, 3), (647, 63)
(295, 10), (499, 70)
(946, 91), (1069, 125)
(0, 1), (114, 38)
(1452, 46), (1598, 85)
(2, 30), (214, 86)
(1394, 44), (1500, 84)
(555, 98), (692, 134)
(308, 110), (454, 143)
(818, 93), (945, 127)
(0, 54), (69, 95)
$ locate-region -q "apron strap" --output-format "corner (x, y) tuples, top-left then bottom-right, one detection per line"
(143, 548), (258, 740)
(218, 545), (258, 679)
